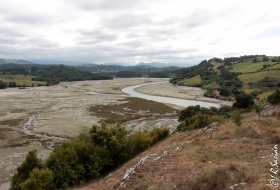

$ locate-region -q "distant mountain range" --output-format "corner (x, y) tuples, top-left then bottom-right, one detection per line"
(136, 62), (189, 68)
(28, 60), (97, 66)
(0, 58), (191, 74)
(0, 58), (34, 65)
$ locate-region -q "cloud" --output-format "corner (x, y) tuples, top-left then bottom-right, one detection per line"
(183, 11), (212, 29)
(4, 13), (47, 25)
(119, 40), (147, 48)
(103, 13), (152, 29)
(0, 36), (20, 45)
(0, 0), (279, 65)
(78, 29), (118, 44)
(66, 0), (148, 11)
(250, 26), (280, 39)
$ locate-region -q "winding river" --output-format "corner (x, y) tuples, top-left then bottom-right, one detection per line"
(122, 82), (221, 108)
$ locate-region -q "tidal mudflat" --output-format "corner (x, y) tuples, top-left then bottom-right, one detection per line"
(0, 78), (179, 186)
(0, 78), (229, 187)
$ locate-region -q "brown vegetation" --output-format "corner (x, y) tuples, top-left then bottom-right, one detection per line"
(75, 112), (280, 190)
(88, 97), (179, 123)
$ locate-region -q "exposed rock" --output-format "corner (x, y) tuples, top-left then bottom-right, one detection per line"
(227, 183), (247, 189)
(201, 122), (220, 133)
(113, 150), (171, 189)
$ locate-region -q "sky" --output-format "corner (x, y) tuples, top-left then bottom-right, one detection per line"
(0, 0), (279, 66)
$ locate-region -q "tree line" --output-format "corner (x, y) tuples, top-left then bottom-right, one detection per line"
(0, 64), (113, 88)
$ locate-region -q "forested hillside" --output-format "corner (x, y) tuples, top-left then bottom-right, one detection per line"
(170, 55), (280, 100)
(0, 64), (113, 88)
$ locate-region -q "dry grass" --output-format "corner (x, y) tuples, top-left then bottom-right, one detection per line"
(177, 75), (202, 86)
(75, 112), (280, 190)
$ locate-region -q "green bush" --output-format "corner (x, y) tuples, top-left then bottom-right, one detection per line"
(178, 105), (232, 122)
(177, 113), (224, 132)
(46, 140), (111, 188)
(233, 93), (254, 109)
(11, 122), (170, 190)
(20, 168), (53, 190)
(219, 88), (230, 97)
(267, 89), (280, 104)
(89, 122), (130, 168)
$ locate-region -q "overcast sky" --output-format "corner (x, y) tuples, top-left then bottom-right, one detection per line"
(0, 0), (279, 65)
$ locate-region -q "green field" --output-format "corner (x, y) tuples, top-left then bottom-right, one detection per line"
(177, 75), (202, 86)
(239, 70), (280, 84)
(269, 63), (280, 69)
(239, 70), (280, 98)
(0, 74), (46, 86)
(231, 60), (273, 73)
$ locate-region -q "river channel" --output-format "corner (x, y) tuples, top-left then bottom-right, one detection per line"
(122, 82), (221, 108)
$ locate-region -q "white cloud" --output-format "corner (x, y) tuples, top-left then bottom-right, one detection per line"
(0, 0), (279, 64)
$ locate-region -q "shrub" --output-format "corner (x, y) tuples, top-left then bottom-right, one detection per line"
(45, 140), (110, 188)
(267, 89), (280, 104)
(131, 127), (169, 155)
(219, 88), (230, 97)
(233, 93), (254, 109)
(230, 109), (242, 127)
(177, 113), (224, 131)
(178, 105), (232, 122)
(89, 122), (130, 167)
(20, 168), (54, 190)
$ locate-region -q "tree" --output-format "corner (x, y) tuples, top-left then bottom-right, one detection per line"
(31, 66), (38, 73)
(45, 140), (110, 189)
(233, 93), (254, 109)
(89, 122), (130, 167)
(10, 150), (43, 190)
(254, 99), (268, 121)
(267, 89), (280, 104)
(262, 56), (269, 62)
(219, 88), (230, 97)
(9, 81), (17, 87)
(20, 168), (54, 190)
(253, 57), (258, 63)
(178, 105), (201, 121)
(0, 80), (6, 89)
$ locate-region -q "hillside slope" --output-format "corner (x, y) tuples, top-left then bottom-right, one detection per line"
(74, 108), (280, 190)
(170, 55), (280, 100)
